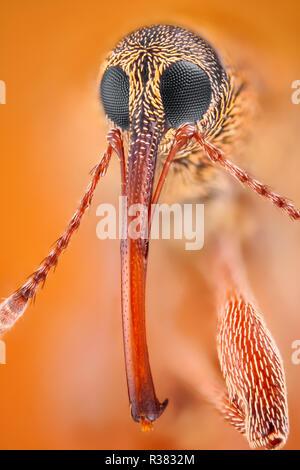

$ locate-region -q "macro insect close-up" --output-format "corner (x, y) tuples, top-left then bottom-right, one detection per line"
(0, 0), (299, 452)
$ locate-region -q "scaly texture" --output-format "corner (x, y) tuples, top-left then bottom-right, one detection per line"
(217, 294), (289, 449)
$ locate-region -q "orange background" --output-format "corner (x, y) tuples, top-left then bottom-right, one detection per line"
(0, 0), (300, 449)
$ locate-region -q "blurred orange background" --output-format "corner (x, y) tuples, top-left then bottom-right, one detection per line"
(0, 0), (300, 450)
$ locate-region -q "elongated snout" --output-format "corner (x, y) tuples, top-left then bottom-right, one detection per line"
(120, 115), (168, 428)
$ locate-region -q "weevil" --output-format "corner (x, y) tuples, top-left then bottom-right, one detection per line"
(1, 25), (297, 449)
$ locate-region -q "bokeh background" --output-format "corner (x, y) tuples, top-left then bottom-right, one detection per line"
(0, 0), (299, 450)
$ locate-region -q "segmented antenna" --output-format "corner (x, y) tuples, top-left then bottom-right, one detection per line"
(195, 132), (300, 220)
(0, 129), (123, 334)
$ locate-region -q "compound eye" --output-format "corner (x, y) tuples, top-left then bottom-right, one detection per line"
(100, 66), (130, 130)
(160, 60), (212, 128)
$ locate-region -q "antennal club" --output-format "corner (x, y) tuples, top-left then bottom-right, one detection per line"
(193, 131), (300, 220)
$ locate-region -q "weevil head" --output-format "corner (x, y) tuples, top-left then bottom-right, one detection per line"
(99, 24), (232, 222)
(100, 24), (229, 137)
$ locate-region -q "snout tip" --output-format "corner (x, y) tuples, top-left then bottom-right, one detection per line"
(131, 398), (169, 430)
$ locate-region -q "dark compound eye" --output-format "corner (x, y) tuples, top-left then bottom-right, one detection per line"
(100, 66), (130, 130)
(160, 60), (212, 128)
